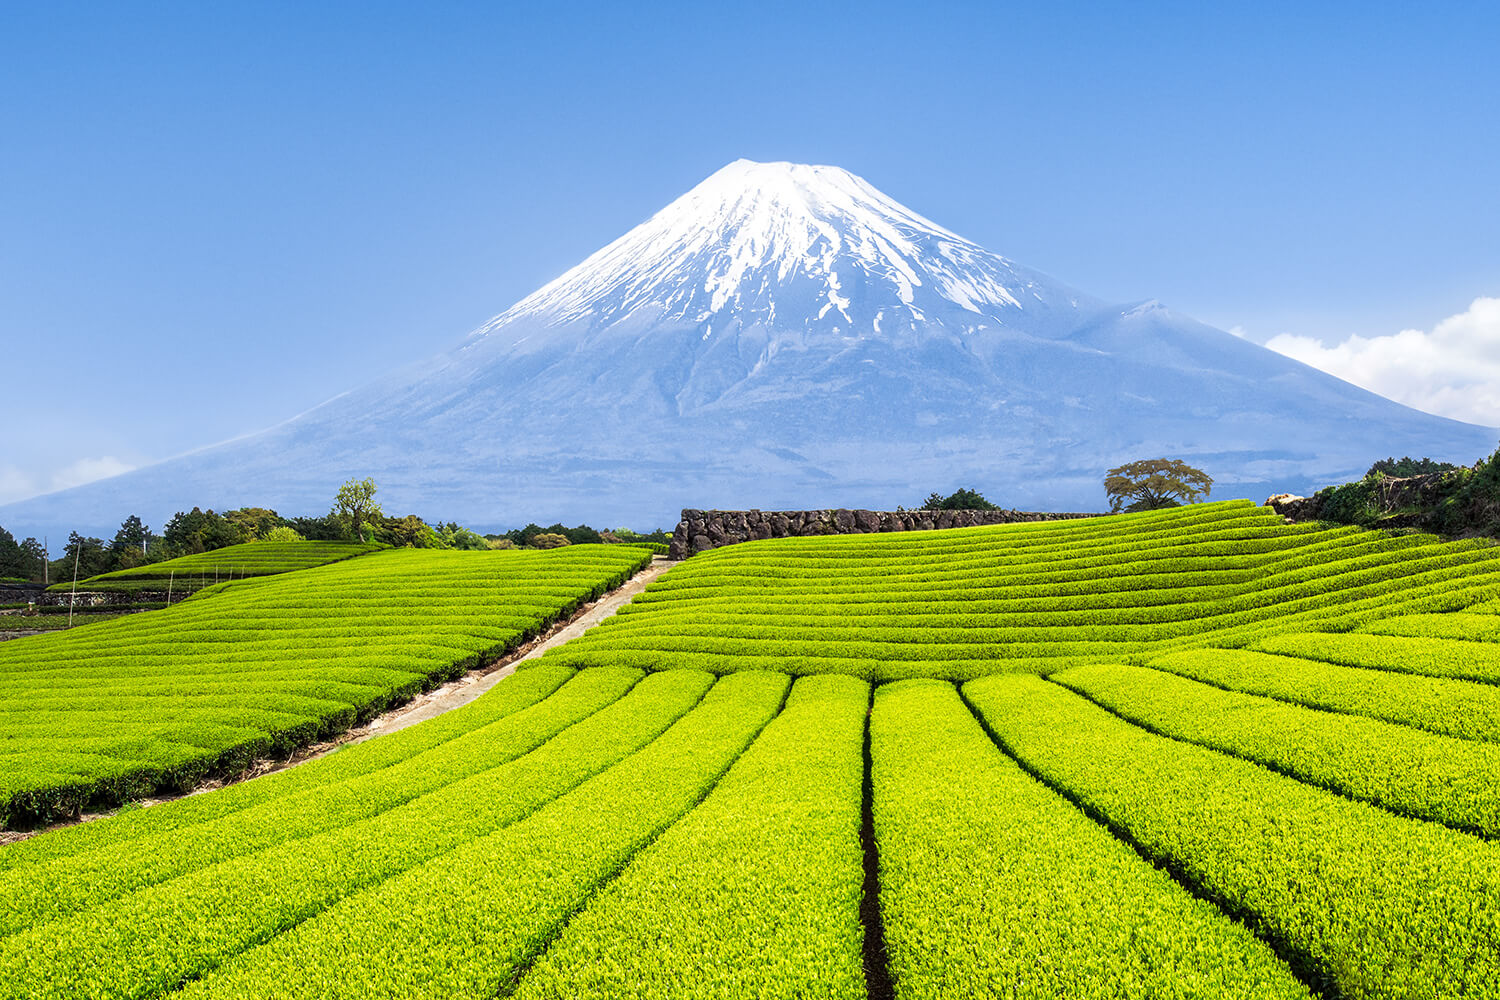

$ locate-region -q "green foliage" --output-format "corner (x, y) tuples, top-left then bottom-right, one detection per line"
(620, 541), (669, 556)
(10, 504), (1500, 995)
(374, 514), (442, 549)
(107, 514), (153, 571)
(1104, 457), (1213, 512)
(284, 513), (346, 541)
(503, 522), (605, 547)
(1257, 630), (1500, 684)
(1148, 647), (1500, 743)
(261, 525), (304, 543)
(1433, 446), (1500, 536)
(331, 478), (383, 544)
(1, 544), (653, 828)
(1309, 447), (1500, 537)
(223, 507), (282, 541)
(15, 537), (47, 582)
(513, 674), (867, 1000)
(874, 679), (1308, 998)
(53, 540), (380, 592)
(1314, 476), (1381, 525)
(1054, 662), (1500, 837)
(439, 525), (489, 550)
(0, 669), (725, 994)
(158, 673), (786, 999)
(0, 667), (647, 944)
(1367, 456), (1461, 478)
(541, 501), (1500, 681)
(0, 664), (580, 870)
(965, 674), (1500, 998)
(607, 526), (672, 544)
(162, 507), (247, 554)
(0, 526), (24, 579)
(920, 487), (999, 510)
(49, 531), (110, 583)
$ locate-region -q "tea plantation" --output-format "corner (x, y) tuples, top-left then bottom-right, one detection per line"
(0, 544), (651, 827)
(3, 501), (1499, 998)
(49, 539), (384, 596)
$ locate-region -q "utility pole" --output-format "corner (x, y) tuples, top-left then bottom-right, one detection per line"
(43, 536), (49, 586)
(67, 539), (81, 627)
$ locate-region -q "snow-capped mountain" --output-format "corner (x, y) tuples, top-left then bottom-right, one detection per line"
(3, 160), (1494, 537)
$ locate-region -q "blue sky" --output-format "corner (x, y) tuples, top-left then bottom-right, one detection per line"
(4, 1), (1498, 504)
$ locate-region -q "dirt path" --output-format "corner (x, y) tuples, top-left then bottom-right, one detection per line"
(349, 555), (674, 741)
(0, 555), (674, 846)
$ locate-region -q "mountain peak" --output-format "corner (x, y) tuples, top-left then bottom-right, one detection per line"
(4, 160), (1493, 542)
(468, 160), (1088, 346)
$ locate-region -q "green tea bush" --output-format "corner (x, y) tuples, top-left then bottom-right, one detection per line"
(967, 674), (1500, 999)
(1, 544), (652, 828)
(873, 678), (1308, 999)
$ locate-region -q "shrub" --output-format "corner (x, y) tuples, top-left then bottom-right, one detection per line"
(921, 488), (999, 510)
(1316, 477), (1381, 526)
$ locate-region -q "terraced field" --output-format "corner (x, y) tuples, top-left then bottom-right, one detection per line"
(52, 540), (383, 596)
(544, 499), (1500, 677)
(4, 500), (1500, 998)
(0, 545), (651, 827)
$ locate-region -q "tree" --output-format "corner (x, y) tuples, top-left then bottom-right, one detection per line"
(224, 507), (283, 540)
(262, 525), (305, 543)
(49, 532), (110, 583)
(18, 538), (47, 581)
(441, 525), (489, 550)
(163, 508), (245, 554)
(921, 488), (1000, 511)
(0, 526), (23, 579)
(377, 514), (442, 548)
(331, 478), (383, 543)
(285, 514), (345, 541)
(109, 515), (153, 570)
(1104, 459), (1214, 513)
(1366, 456), (1461, 479)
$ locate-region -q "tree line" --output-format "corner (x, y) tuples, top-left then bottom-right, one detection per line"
(0, 478), (671, 586)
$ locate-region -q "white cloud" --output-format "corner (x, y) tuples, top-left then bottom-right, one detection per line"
(1263, 297), (1500, 427)
(48, 456), (136, 493)
(0, 466), (41, 506)
(0, 456), (137, 507)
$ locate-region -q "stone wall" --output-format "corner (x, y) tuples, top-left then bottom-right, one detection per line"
(1265, 493), (1324, 522)
(670, 507), (1103, 558)
(0, 584), (171, 609)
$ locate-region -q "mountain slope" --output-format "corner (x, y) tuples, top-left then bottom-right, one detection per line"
(4, 160), (1492, 536)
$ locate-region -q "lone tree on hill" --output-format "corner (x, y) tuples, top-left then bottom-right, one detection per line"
(1104, 459), (1213, 513)
(332, 478), (384, 543)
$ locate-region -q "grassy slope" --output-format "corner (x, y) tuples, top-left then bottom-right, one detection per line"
(48, 540), (385, 594)
(538, 500), (1500, 680)
(6, 503), (1500, 997)
(1, 545), (651, 827)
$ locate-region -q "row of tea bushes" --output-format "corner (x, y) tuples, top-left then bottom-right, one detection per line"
(0, 544), (652, 827)
(967, 674), (1500, 999)
(538, 501), (1500, 680)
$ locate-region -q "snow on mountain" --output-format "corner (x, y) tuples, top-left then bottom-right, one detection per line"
(3, 160), (1494, 538)
(476, 159), (1077, 339)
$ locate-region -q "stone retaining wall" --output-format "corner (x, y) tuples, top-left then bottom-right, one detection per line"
(670, 507), (1103, 558)
(0, 585), (166, 609)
